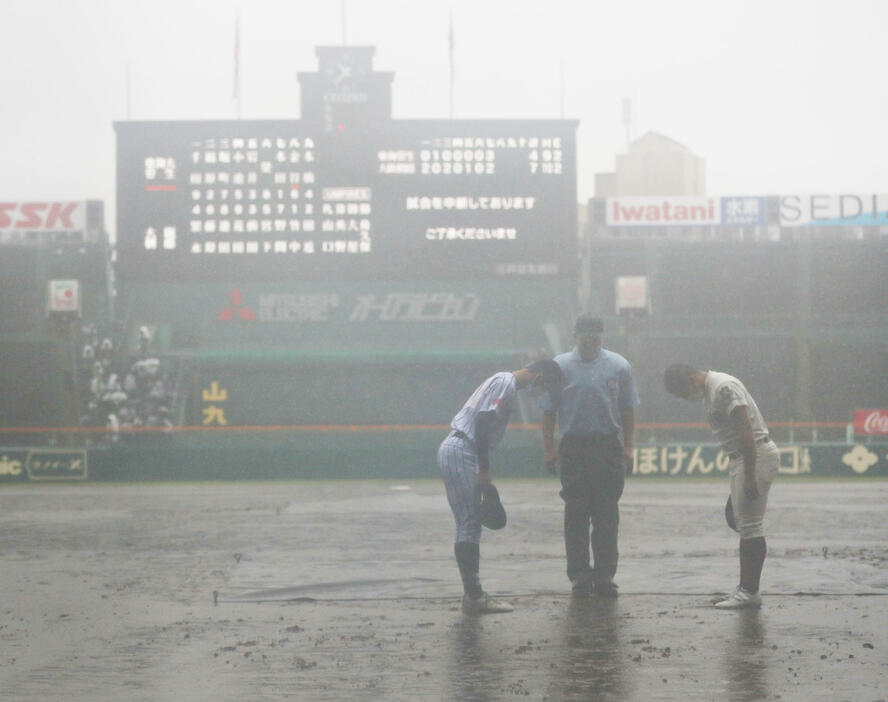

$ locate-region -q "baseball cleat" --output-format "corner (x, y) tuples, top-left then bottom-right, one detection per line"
(714, 586), (762, 609)
(462, 593), (514, 615)
(594, 579), (619, 598)
(571, 581), (593, 598)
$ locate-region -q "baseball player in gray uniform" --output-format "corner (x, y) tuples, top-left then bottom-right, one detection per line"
(664, 364), (780, 609)
(439, 359), (564, 615)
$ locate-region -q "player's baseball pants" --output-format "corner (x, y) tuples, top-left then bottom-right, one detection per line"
(729, 440), (780, 539)
(438, 434), (482, 545)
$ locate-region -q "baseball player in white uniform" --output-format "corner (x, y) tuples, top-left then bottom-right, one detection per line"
(664, 364), (780, 609)
(439, 360), (563, 615)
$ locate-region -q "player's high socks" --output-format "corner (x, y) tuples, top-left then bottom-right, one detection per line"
(739, 536), (767, 594)
(454, 542), (514, 614)
(454, 542), (483, 600)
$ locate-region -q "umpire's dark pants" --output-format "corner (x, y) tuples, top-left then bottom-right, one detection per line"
(558, 433), (625, 585)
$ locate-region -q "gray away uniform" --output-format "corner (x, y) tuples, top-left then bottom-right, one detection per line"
(704, 371), (779, 539)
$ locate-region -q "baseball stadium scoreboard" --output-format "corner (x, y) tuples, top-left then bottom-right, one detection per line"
(115, 48), (578, 281)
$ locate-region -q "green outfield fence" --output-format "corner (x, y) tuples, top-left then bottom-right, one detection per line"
(1, 422), (885, 481)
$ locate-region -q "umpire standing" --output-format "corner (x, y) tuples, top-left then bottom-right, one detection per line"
(540, 315), (639, 597)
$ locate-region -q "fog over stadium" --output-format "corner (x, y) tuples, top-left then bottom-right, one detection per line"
(2, 3), (888, 700)
(2, 0), (887, 242)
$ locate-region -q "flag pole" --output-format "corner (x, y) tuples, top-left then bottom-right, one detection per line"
(233, 11), (241, 119)
(448, 12), (455, 119)
(126, 62), (131, 120)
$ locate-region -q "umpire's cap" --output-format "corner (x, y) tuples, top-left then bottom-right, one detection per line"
(574, 315), (604, 335)
(477, 483), (507, 530)
(525, 359), (564, 391)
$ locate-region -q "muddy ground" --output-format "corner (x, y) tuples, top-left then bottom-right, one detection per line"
(1, 479), (886, 701)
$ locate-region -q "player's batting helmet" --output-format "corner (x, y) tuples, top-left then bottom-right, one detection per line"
(477, 483), (507, 530)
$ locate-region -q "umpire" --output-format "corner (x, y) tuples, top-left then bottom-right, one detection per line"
(540, 315), (639, 597)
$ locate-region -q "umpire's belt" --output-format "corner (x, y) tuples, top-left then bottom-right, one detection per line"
(728, 436), (772, 459)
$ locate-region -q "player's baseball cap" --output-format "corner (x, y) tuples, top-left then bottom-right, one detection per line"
(574, 315), (604, 335)
(525, 359), (563, 389)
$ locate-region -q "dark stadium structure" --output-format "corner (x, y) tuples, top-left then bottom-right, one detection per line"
(0, 201), (113, 435)
(583, 196), (888, 437)
(111, 46), (578, 437)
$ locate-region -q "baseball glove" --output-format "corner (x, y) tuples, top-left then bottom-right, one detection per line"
(725, 495), (738, 532)
(477, 483), (507, 530)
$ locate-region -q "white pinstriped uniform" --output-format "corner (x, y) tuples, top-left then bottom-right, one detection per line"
(438, 372), (517, 544)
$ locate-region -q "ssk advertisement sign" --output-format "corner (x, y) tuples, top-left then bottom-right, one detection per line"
(0, 201), (87, 232)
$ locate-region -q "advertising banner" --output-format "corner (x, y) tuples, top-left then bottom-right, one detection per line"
(0, 449), (87, 482)
(721, 196), (766, 226)
(0, 201), (86, 232)
(854, 409), (888, 435)
(125, 277), (574, 354)
(779, 194), (888, 227)
(48, 279), (81, 314)
(0, 450), (27, 481)
(630, 442), (887, 477)
(606, 197), (720, 226)
(2, 441), (886, 481)
(26, 449), (88, 480)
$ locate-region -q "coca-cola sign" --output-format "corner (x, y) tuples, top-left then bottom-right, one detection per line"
(854, 409), (888, 435)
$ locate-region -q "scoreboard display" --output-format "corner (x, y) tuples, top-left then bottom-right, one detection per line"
(115, 119), (578, 280)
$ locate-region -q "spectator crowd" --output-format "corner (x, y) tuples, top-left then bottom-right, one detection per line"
(77, 324), (176, 441)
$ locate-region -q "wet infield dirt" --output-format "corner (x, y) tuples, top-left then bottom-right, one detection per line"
(1, 479), (886, 701)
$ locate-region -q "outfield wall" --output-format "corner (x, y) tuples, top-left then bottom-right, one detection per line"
(1, 430), (885, 482)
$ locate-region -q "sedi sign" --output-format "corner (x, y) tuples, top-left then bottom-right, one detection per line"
(779, 194), (888, 227)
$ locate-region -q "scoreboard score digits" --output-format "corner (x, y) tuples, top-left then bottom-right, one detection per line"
(115, 119), (577, 281)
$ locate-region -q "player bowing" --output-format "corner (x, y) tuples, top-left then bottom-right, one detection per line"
(438, 360), (564, 615)
(664, 364), (780, 609)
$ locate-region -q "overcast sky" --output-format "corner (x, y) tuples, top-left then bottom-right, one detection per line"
(2, 0), (885, 239)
